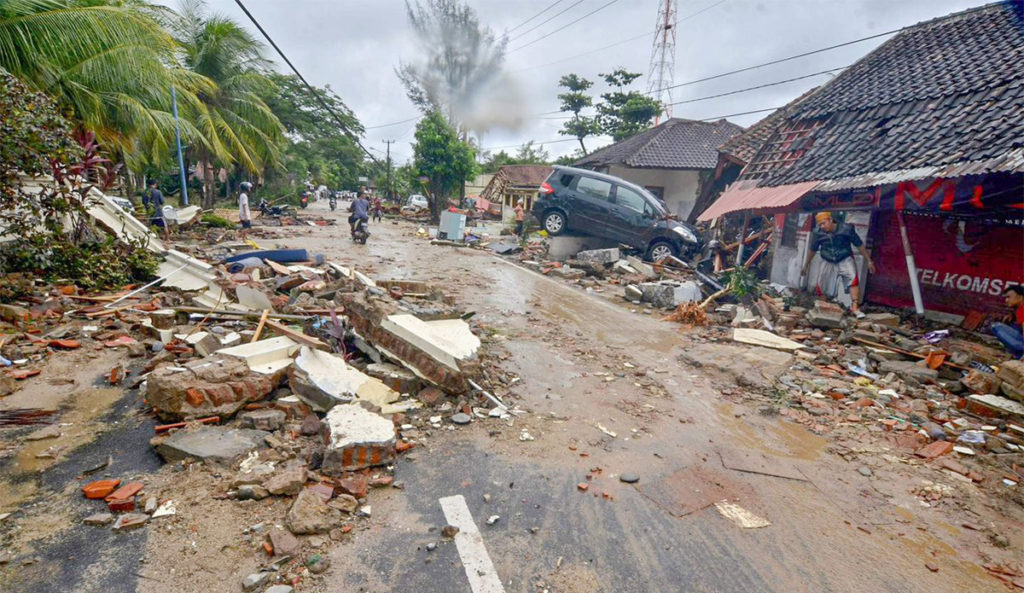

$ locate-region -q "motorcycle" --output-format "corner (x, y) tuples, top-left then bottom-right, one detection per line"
(351, 218), (370, 245)
(257, 198), (293, 217)
(300, 193), (309, 209)
(329, 196), (337, 211)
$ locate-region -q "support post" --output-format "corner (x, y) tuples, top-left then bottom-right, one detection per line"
(896, 211), (925, 315)
(735, 212), (751, 266)
(171, 85), (189, 206)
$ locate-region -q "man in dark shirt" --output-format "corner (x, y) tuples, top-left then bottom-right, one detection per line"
(349, 192), (370, 235)
(801, 211), (875, 318)
(993, 285), (1024, 359)
(143, 179), (169, 240)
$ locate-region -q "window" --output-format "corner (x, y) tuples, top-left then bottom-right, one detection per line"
(781, 213), (800, 247)
(575, 176), (612, 201)
(645, 186), (664, 200)
(615, 186), (647, 214)
(559, 174), (574, 187)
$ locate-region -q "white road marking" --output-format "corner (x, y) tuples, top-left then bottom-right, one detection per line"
(439, 495), (506, 593)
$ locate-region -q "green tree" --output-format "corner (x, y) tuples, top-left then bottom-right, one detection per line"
(596, 68), (662, 142)
(396, 0), (506, 133)
(259, 72), (364, 196)
(480, 141), (550, 173)
(170, 0), (283, 207)
(0, 0), (209, 161)
(557, 74), (599, 153)
(412, 110), (476, 220)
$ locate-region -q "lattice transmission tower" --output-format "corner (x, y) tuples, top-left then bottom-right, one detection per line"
(647, 0), (678, 124)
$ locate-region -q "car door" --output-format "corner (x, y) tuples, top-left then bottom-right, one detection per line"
(609, 184), (652, 248)
(568, 175), (614, 235)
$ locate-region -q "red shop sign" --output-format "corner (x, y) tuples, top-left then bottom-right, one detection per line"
(866, 211), (1024, 315)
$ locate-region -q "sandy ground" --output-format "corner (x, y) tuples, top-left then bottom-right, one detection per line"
(1, 201), (1021, 593)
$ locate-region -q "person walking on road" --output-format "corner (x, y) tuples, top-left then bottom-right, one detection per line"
(514, 199), (525, 238)
(993, 285), (1024, 359)
(238, 181), (253, 238)
(143, 179), (169, 241)
(372, 195), (383, 222)
(801, 211), (875, 319)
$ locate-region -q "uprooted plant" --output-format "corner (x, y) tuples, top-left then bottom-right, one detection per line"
(0, 74), (160, 289)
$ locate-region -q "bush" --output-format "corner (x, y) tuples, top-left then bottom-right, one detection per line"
(201, 212), (233, 228)
(1, 236), (161, 291)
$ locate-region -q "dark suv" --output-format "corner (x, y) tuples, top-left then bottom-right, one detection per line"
(532, 166), (701, 261)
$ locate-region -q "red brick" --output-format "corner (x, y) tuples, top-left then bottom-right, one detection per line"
(396, 441), (416, 453)
(916, 441), (953, 459)
(852, 397), (875, 408)
(82, 479), (121, 499)
(107, 497), (135, 512)
(185, 388), (204, 408)
(577, 482), (589, 492)
(105, 482), (144, 502)
(336, 474), (368, 499)
(306, 482), (335, 503)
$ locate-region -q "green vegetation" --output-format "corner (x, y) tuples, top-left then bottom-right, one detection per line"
(411, 111), (477, 219)
(555, 68), (664, 147)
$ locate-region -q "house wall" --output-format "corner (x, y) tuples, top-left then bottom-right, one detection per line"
(607, 166), (702, 219)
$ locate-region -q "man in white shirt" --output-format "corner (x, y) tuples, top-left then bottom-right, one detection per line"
(239, 181), (253, 237)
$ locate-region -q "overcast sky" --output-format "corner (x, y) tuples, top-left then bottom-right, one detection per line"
(193, 0), (986, 164)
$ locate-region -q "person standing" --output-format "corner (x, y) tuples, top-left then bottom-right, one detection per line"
(144, 179), (169, 241)
(993, 285), (1024, 359)
(514, 198), (525, 237)
(238, 181), (253, 238)
(801, 211), (875, 318)
(372, 195), (383, 222)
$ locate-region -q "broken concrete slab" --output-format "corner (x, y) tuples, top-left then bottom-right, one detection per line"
(732, 328), (805, 352)
(625, 255), (656, 279)
(145, 355), (285, 420)
(236, 284), (276, 312)
(549, 266), (585, 279)
(365, 362), (423, 394)
(321, 404), (396, 475)
(218, 336), (299, 375)
(640, 281), (701, 308)
(624, 284), (643, 302)
(967, 394), (1024, 418)
(264, 466), (307, 496)
(152, 426), (268, 465)
(575, 247), (620, 266)
(239, 408), (287, 431)
(878, 360), (939, 382)
(289, 347), (399, 412)
(806, 308), (845, 329)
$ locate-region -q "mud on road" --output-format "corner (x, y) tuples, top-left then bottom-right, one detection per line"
(1, 205), (1020, 593)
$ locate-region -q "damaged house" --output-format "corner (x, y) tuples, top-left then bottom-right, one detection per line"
(480, 165), (552, 221)
(699, 1), (1024, 319)
(574, 117), (743, 221)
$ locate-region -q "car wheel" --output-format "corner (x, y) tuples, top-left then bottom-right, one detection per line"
(543, 210), (566, 235)
(645, 240), (677, 262)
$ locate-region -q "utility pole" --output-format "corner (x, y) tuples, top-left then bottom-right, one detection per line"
(647, 0), (678, 124)
(382, 140), (394, 200)
(170, 85), (189, 206)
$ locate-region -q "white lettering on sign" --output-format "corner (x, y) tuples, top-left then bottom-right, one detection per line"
(917, 269), (1008, 296)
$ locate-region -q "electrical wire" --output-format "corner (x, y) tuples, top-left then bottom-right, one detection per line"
(508, 0), (585, 42)
(667, 66), (846, 106)
(232, 0), (380, 164)
(365, 116), (420, 130)
(507, 0), (564, 35)
(510, 0), (622, 53)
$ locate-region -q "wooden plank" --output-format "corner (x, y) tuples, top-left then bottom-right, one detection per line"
(850, 337), (971, 371)
(263, 319), (327, 350)
(264, 259), (293, 276)
(250, 309), (270, 343)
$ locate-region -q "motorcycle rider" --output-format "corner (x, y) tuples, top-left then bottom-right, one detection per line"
(329, 192), (338, 211)
(349, 192), (370, 237)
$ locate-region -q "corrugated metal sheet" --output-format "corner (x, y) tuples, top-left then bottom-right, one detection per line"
(812, 147), (1024, 192)
(698, 180), (820, 221)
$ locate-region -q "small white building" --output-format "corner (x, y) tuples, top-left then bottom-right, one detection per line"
(574, 118), (743, 220)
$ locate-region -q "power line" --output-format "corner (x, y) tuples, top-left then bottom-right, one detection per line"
(231, 0), (380, 165)
(667, 66), (846, 106)
(649, 26), (903, 95)
(508, 0), (584, 42)
(507, 0), (564, 35)
(697, 106), (781, 121)
(510, 0), (622, 53)
(365, 116), (420, 130)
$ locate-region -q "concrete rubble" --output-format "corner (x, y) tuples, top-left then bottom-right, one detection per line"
(288, 346), (399, 412)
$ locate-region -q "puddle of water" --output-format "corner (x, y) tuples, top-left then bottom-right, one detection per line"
(714, 401), (827, 461)
(1, 387), (124, 511)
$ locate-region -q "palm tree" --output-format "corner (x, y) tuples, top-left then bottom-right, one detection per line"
(169, 0), (283, 207)
(0, 0), (210, 161)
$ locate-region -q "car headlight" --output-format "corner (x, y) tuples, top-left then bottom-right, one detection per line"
(672, 225), (698, 244)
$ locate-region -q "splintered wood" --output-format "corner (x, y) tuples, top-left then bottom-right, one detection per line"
(661, 302), (709, 326)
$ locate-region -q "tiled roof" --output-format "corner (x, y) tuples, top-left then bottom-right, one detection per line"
(717, 87), (821, 164)
(498, 165), (552, 187)
(576, 118), (744, 170)
(741, 1), (1024, 186)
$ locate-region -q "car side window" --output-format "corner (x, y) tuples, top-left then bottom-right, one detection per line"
(560, 174), (574, 187)
(575, 177), (612, 202)
(614, 186), (646, 214)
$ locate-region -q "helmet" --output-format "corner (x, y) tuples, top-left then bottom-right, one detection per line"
(240, 181), (253, 191)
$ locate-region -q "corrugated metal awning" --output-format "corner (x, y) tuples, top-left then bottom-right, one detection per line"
(698, 180), (821, 221)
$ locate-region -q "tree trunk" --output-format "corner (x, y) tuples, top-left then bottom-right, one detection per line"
(201, 154), (216, 209)
(578, 137), (587, 154)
